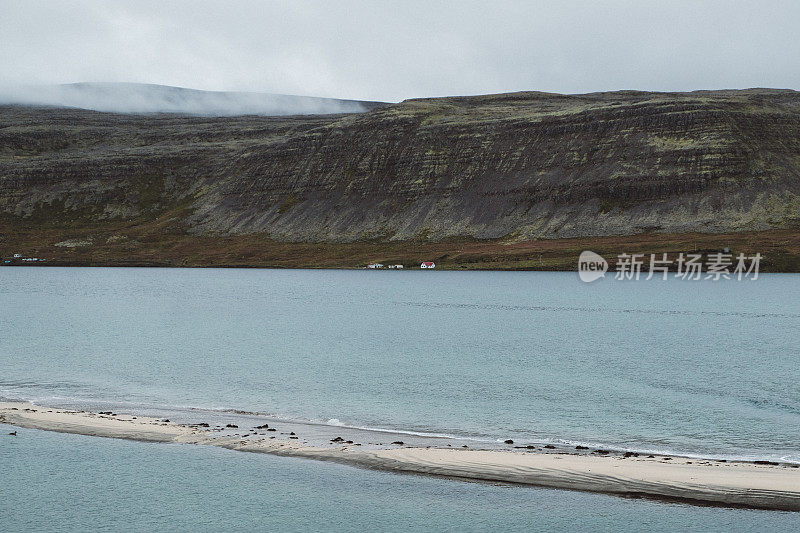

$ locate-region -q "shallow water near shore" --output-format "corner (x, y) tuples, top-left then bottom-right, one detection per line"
(2, 423), (798, 532)
(1, 268), (799, 462)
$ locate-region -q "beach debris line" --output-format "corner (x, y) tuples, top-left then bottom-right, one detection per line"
(3, 401), (800, 511)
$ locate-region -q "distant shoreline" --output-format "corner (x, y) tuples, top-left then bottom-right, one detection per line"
(3, 263), (800, 275)
(3, 401), (799, 512)
(3, 228), (799, 271)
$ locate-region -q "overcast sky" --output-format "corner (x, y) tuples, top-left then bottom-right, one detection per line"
(2, 0), (799, 102)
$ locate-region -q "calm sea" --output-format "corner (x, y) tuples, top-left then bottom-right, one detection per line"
(2, 267), (799, 530)
(2, 268), (799, 461)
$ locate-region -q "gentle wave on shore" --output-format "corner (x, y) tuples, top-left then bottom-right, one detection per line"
(2, 391), (799, 465)
(2, 269), (799, 467)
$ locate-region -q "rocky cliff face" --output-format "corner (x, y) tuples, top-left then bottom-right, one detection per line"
(2, 89), (800, 244)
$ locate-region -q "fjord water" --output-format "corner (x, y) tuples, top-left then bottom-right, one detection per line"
(1, 268), (799, 462)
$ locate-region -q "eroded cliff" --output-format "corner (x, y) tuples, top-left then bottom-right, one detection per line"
(2, 89), (800, 267)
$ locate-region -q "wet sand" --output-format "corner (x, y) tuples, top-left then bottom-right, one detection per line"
(2, 401), (798, 511)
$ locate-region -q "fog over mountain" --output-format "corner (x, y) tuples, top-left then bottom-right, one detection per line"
(3, 88), (800, 270)
(0, 82), (383, 116)
(3, 1), (800, 102)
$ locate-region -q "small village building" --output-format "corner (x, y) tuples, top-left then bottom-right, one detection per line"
(420, 261), (435, 269)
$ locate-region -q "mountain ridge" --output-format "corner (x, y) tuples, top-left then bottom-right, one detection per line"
(2, 87), (800, 269)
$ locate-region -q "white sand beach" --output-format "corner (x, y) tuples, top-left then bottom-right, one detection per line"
(2, 401), (798, 512)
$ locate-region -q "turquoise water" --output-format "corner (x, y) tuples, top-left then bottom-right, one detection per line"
(2, 423), (798, 532)
(1, 268), (799, 461)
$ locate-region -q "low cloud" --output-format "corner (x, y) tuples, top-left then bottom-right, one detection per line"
(0, 82), (373, 116)
(1, 1), (799, 102)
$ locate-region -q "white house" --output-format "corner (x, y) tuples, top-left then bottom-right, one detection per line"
(367, 263), (384, 269)
(420, 261), (435, 269)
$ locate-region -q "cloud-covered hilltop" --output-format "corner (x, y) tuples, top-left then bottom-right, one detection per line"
(2, 88), (800, 269)
(0, 82), (386, 116)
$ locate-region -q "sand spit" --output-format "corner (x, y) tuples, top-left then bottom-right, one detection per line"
(3, 401), (798, 512)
